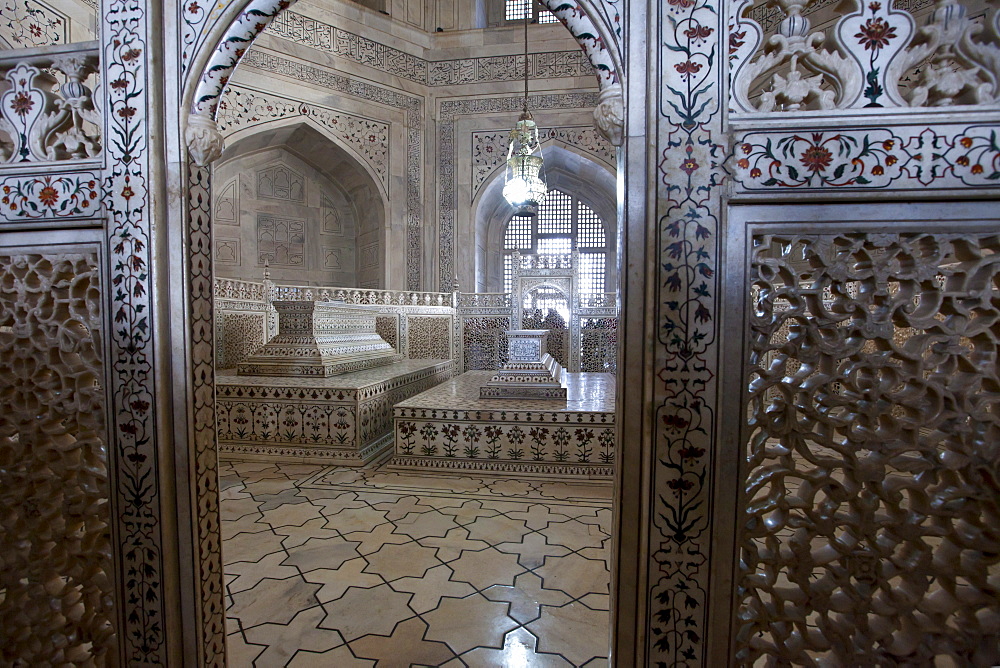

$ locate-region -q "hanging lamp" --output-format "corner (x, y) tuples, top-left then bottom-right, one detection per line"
(503, 4), (547, 217)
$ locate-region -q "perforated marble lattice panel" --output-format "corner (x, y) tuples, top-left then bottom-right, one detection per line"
(580, 317), (617, 373)
(461, 316), (511, 371)
(0, 252), (117, 665)
(522, 309), (569, 368)
(738, 232), (1000, 666)
(407, 316), (451, 359)
(375, 315), (399, 351)
(219, 311), (266, 369)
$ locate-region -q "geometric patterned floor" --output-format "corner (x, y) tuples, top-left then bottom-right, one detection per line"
(222, 461), (612, 666)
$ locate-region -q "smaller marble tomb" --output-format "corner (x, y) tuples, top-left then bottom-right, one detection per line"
(480, 329), (568, 400)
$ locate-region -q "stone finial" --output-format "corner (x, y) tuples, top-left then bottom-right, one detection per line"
(593, 83), (624, 147)
(185, 112), (224, 166)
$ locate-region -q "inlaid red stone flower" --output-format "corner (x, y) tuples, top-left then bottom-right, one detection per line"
(799, 144), (833, 173)
(972, 164), (984, 174)
(667, 477), (694, 491)
(680, 157), (699, 175)
(750, 167), (762, 178)
(872, 165), (884, 175)
(38, 186), (59, 207)
(960, 137), (974, 148)
(855, 18), (896, 51)
(683, 25), (714, 43)
(11, 92), (34, 117)
(737, 158), (749, 169)
(674, 61), (702, 78)
(957, 155), (970, 166)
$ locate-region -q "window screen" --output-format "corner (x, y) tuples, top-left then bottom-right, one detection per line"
(502, 189), (610, 294)
(505, 0), (531, 20)
(505, 0), (558, 23)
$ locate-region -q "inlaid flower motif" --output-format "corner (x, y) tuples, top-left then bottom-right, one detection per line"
(674, 61), (703, 79)
(872, 165), (884, 175)
(737, 158), (749, 169)
(799, 144), (833, 173)
(678, 446), (705, 459)
(957, 155), (970, 166)
(729, 28), (746, 56)
(750, 167), (762, 178)
(10, 92), (34, 117)
(680, 157), (699, 175)
(855, 18), (896, 51)
(662, 414), (689, 430)
(683, 25), (714, 44)
(667, 477), (694, 491)
(961, 137), (974, 148)
(972, 164), (984, 174)
(38, 186), (59, 207)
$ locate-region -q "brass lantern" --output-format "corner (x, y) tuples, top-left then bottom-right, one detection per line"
(503, 110), (546, 216)
(503, 5), (546, 216)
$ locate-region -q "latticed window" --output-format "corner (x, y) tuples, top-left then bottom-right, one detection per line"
(502, 189), (609, 294)
(504, 0), (558, 23)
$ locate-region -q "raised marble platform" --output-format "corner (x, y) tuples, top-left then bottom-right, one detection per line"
(217, 359), (454, 465)
(389, 371), (615, 477)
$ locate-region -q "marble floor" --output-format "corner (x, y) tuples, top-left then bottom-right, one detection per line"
(222, 460), (612, 666)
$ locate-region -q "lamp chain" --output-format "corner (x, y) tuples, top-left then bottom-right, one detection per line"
(523, 3), (529, 112)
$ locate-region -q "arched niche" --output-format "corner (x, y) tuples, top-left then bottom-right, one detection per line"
(214, 122), (387, 288)
(473, 145), (617, 292)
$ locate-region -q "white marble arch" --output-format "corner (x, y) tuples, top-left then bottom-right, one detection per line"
(473, 145), (617, 292)
(220, 115), (391, 202)
(177, 2), (628, 666)
(217, 120), (391, 288)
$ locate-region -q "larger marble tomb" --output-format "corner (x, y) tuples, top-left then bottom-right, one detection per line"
(220, 299), (453, 464)
(238, 300), (401, 377)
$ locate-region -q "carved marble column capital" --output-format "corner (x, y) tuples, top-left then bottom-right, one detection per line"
(185, 112), (224, 166)
(593, 84), (624, 147)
